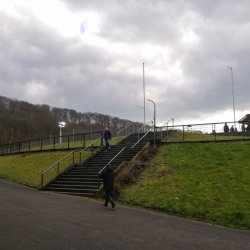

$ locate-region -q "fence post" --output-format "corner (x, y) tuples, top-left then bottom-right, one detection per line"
(41, 139), (42, 151)
(101, 131), (103, 146)
(10, 143), (11, 154)
(84, 134), (85, 147)
(54, 137), (55, 149)
(68, 136), (70, 149)
(214, 124), (216, 141)
(19, 142), (21, 153)
(41, 174), (44, 188)
(29, 141), (31, 151)
(183, 126), (185, 142)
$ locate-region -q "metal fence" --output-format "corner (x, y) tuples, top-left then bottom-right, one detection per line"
(0, 131), (103, 156)
(156, 121), (250, 142)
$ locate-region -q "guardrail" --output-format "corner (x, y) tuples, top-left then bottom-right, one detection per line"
(97, 147), (126, 189)
(0, 131), (103, 156)
(41, 136), (103, 188)
(159, 118), (174, 140)
(156, 121), (250, 142)
(117, 123), (134, 144)
(137, 121), (153, 141)
(131, 130), (151, 149)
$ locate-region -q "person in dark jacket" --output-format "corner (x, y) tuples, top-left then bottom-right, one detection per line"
(99, 164), (115, 210)
(224, 123), (229, 133)
(104, 127), (112, 151)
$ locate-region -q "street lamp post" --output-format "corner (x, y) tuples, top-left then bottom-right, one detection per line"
(58, 121), (65, 144)
(227, 66), (236, 127)
(147, 99), (156, 145)
(136, 62), (146, 125)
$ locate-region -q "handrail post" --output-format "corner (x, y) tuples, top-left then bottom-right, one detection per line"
(214, 124), (216, 142)
(92, 143), (93, 154)
(57, 162), (59, 175)
(183, 126), (185, 142)
(101, 131), (103, 146)
(84, 134), (85, 147)
(41, 174), (44, 188)
(73, 151), (75, 164)
(98, 177), (100, 189)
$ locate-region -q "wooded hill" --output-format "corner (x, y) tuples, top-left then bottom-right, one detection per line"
(0, 95), (142, 145)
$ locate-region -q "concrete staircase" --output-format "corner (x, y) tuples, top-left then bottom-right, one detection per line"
(44, 133), (150, 197)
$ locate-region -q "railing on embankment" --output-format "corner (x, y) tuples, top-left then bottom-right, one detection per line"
(0, 131), (103, 156)
(156, 121), (250, 143)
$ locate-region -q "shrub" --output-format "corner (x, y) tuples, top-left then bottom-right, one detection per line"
(150, 138), (161, 146)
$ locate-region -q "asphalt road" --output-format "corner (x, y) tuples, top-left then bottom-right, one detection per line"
(0, 179), (250, 250)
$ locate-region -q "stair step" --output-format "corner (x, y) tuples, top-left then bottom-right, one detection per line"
(45, 187), (97, 193)
(50, 184), (97, 189)
(57, 192), (95, 197)
(54, 181), (100, 185)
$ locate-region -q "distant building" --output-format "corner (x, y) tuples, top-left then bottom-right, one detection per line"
(238, 114), (250, 123)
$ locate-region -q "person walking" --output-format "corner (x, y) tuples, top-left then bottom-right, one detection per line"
(241, 123), (245, 132)
(99, 164), (116, 211)
(224, 123), (229, 133)
(104, 127), (112, 151)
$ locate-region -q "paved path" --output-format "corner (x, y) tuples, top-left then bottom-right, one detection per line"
(0, 179), (250, 250)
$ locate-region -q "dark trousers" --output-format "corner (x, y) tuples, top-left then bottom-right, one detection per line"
(105, 190), (115, 207)
(105, 138), (110, 150)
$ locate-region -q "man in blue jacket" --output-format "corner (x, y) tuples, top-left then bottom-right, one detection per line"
(104, 127), (112, 151)
(99, 164), (116, 210)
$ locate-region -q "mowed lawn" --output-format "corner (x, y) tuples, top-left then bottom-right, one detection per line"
(120, 141), (250, 229)
(0, 150), (91, 188)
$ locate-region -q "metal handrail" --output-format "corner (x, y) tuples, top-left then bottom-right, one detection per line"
(98, 147), (126, 188)
(0, 130), (103, 156)
(131, 130), (150, 149)
(159, 118), (174, 140)
(41, 136), (103, 188)
(117, 123), (133, 144)
(137, 121), (153, 141)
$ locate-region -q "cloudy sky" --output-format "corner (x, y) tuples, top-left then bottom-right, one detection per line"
(1, 0), (250, 126)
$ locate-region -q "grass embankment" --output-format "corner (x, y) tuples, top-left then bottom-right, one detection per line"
(120, 141), (250, 229)
(0, 150), (91, 188)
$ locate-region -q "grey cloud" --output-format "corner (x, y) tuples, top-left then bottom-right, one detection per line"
(1, 0), (250, 126)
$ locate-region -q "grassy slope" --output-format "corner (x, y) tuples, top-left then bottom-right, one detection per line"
(120, 141), (250, 229)
(0, 150), (91, 188)
(0, 136), (125, 187)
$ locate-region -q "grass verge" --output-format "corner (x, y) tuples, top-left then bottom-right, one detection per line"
(120, 141), (250, 229)
(0, 150), (91, 188)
